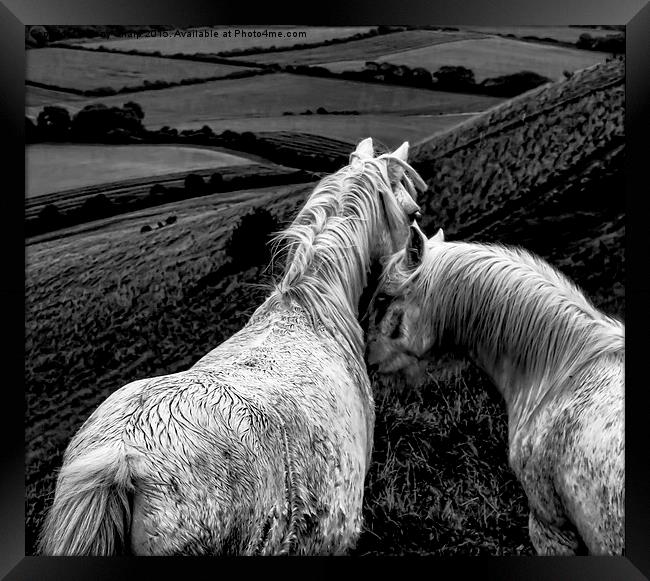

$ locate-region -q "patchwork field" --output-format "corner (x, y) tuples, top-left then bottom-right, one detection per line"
(168, 113), (478, 149)
(78, 26), (376, 55)
(26, 144), (256, 197)
(325, 37), (608, 81)
(25, 73), (501, 140)
(246, 29), (486, 66)
(26, 47), (252, 92)
(457, 25), (622, 44)
(26, 85), (88, 109)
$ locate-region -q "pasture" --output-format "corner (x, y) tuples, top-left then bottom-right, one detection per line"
(247, 29), (485, 66)
(173, 113), (479, 149)
(26, 48), (252, 92)
(26, 85), (87, 109)
(26, 144), (255, 197)
(78, 26), (376, 55)
(24, 73), (501, 143)
(457, 25), (622, 44)
(325, 37), (607, 82)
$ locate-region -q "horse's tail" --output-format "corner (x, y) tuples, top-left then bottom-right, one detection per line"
(38, 444), (134, 555)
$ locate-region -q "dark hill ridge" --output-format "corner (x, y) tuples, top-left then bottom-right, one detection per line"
(410, 58), (624, 317)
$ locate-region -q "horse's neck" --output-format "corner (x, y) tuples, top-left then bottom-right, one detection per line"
(428, 245), (606, 438)
(279, 218), (378, 360)
(475, 350), (553, 440)
(298, 232), (371, 313)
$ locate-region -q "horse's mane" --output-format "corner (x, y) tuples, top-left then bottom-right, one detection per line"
(386, 241), (624, 387)
(268, 154), (423, 359)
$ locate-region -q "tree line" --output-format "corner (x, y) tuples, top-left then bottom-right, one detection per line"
(26, 102), (350, 172)
(284, 62), (554, 98)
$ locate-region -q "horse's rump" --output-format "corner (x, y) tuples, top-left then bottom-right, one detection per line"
(38, 443), (134, 555)
(44, 351), (368, 555)
(513, 352), (624, 555)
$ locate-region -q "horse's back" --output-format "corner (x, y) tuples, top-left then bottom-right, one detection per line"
(61, 321), (369, 554)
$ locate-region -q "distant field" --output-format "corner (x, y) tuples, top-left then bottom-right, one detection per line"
(26, 144), (254, 197)
(25, 73), (501, 133)
(26, 85), (87, 109)
(169, 113), (480, 149)
(247, 30), (485, 66)
(78, 26), (375, 55)
(26, 48), (250, 92)
(325, 37), (607, 81)
(457, 25), (622, 44)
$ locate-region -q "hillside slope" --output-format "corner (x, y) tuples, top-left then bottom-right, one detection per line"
(412, 57), (624, 316)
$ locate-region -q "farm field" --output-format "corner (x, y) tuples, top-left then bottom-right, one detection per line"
(457, 25), (622, 44)
(246, 29), (486, 66)
(26, 48), (253, 92)
(26, 144), (256, 197)
(24, 162), (306, 226)
(26, 85), (88, 108)
(78, 26), (376, 55)
(171, 113), (479, 149)
(27, 180), (314, 246)
(25, 73), (501, 136)
(325, 37), (607, 81)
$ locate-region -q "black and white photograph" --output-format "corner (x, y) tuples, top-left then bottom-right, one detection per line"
(19, 17), (634, 563)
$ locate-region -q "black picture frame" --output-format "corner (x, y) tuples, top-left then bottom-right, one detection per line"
(4, 1), (649, 579)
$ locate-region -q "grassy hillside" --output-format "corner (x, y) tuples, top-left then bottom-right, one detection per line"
(458, 25), (621, 44)
(248, 30), (486, 65)
(26, 144), (256, 197)
(25, 58), (624, 556)
(164, 114), (480, 149)
(326, 37), (606, 82)
(26, 48), (251, 92)
(25, 73), (501, 127)
(26, 85), (88, 108)
(411, 57), (624, 315)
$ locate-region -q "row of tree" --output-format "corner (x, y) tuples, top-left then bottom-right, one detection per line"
(576, 33), (625, 54)
(283, 62), (553, 98)
(27, 102), (145, 143)
(27, 69), (267, 100)
(27, 102), (349, 172)
(29, 167), (314, 238)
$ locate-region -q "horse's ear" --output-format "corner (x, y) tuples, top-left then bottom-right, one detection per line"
(431, 228), (445, 244)
(392, 141), (409, 162)
(405, 223), (426, 268)
(351, 137), (374, 161)
(387, 142), (409, 183)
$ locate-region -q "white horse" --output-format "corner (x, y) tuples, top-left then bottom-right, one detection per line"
(38, 138), (427, 556)
(366, 224), (624, 555)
